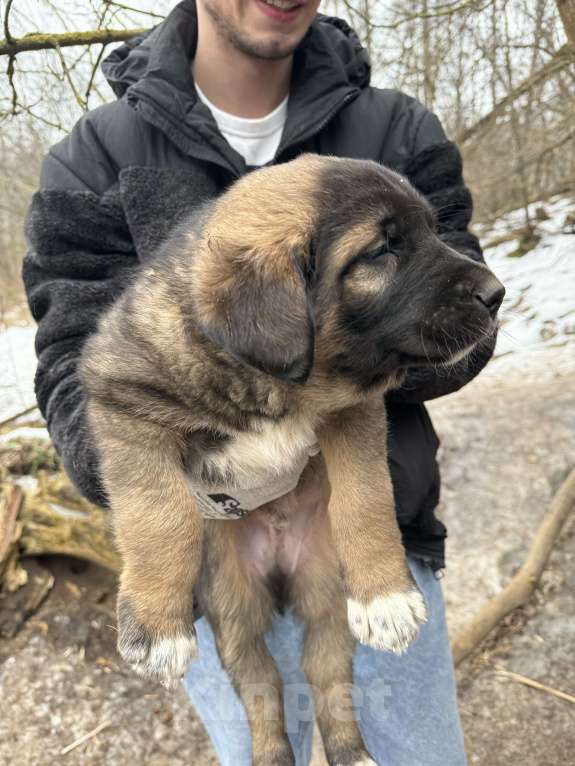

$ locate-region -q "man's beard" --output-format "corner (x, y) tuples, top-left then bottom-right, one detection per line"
(203, 1), (302, 60)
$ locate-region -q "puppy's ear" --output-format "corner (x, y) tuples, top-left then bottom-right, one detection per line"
(194, 240), (315, 383)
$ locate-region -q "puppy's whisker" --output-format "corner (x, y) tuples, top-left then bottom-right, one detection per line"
(419, 326), (436, 369)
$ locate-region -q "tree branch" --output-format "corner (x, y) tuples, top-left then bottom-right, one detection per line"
(105, 2), (165, 20)
(85, 44), (108, 108)
(452, 467), (575, 666)
(0, 27), (147, 57)
(339, 0), (490, 31)
(458, 44), (575, 144)
(53, 43), (85, 109)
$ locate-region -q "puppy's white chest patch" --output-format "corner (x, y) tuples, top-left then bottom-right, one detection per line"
(188, 416), (319, 519)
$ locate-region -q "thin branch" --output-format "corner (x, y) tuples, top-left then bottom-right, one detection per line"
(105, 1), (165, 20)
(0, 405), (38, 430)
(3, 0), (16, 111)
(85, 44), (107, 108)
(339, 0), (490, 31)
(3, 0), (15, 43)
(10, 103), (66, 132)
(0, 28), (147, 57)
(495, 668), (575, 705)
(53, 44), (85, 109)
(6, 54), (17, 115)
(458, 44), (575, 144)
(61, 721), (112, 756)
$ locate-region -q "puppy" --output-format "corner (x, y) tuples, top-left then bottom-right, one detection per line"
(80, 155), (504, 765)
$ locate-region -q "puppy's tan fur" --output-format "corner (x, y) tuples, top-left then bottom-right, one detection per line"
(80, 155), (501, 765)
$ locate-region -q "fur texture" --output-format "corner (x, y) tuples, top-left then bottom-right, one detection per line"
(79, 155), (504, 763)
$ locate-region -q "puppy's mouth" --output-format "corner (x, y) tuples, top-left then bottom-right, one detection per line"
(399, 344), (476, 368)
(401, 319), (499, 368)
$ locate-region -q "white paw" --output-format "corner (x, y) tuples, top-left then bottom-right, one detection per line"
(119, 628), (197, 688)
(347, 589), (427, 654)
(117, 596), (197, 686)
(131, 635), (197, 687)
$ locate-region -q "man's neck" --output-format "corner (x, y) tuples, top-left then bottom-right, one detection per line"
(193, 11), (292, 118)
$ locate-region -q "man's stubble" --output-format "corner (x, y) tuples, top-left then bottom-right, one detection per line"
(202, 0), (304, 61)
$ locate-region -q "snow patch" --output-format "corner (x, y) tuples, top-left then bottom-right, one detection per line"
(0, 427), (50, 444)
(0, 324), (38, 422)
(478, 194), (575, 380)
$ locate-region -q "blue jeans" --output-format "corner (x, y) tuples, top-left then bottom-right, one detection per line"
(183, 557), (467, 766)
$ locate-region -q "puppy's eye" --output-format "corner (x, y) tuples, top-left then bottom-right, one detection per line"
(379, 217), (403, 257)
(382, 216), (399, 239)
(363, 229), (403, 262)
(363, 243), (398, 261)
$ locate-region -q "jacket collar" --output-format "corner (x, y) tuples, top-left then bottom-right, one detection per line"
(102, 0), (370, 175)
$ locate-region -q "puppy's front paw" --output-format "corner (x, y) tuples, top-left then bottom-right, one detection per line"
(117, 595), (197, 687)
(347, 587), (427, 654)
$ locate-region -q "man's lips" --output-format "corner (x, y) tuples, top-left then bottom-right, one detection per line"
(254, 0), (307, 23)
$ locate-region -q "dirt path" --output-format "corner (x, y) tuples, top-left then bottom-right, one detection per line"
(429, 353), (575, 766)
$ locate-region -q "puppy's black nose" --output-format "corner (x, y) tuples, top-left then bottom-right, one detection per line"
(474, 278), (505, 317)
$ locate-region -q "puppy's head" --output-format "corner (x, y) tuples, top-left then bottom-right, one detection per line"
(191, 155), (504, 388)
(190, 156), (322, 382)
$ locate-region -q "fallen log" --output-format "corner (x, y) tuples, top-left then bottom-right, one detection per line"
(0, 471), (120, 588)
(0, 483), (26, 590)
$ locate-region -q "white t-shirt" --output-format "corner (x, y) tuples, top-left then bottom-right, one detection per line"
(195, 82), (288, 167)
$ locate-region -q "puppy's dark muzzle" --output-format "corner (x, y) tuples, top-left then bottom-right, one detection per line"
(414, 256), (506, 365)
(474, 277), (505, 318)
(450, 268), (505, 321)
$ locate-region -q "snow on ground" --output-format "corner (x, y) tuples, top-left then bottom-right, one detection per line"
(478, 194), (575, 381)
(0, 426), (50, 444)
(0, 323), (38, 423)
(0, 195), (573, 421)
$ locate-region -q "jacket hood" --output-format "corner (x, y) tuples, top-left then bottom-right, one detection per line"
(102, 1), (370, 98)
(100, 1), (369, 174)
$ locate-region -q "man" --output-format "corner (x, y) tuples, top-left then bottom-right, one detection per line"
(24, 1), (493, 763)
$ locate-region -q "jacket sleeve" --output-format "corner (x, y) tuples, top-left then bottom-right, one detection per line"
(22, 120), (138, 506)
(388, 111), (496, 404)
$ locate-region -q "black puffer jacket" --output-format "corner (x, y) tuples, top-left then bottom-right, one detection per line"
(23, 0), (493, 570)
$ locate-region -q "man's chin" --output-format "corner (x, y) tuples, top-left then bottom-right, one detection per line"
(240, 36), (300, 60)
(202, 0), (314, 61)
(216, 23), (303, 61)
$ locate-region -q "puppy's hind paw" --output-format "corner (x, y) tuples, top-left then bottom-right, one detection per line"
(347, 588), (427, 654)
(117, 597), (197, 686)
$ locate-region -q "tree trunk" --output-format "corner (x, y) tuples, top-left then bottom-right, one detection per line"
(556, 0), (575, 47)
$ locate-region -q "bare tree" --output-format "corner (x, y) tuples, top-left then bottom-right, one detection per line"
(1, 0), (574, 222)
(0, 120), (47, 310)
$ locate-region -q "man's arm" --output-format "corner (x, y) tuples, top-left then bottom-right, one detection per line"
(388, 113), (496, 404)
(23, 120), (137, 505)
